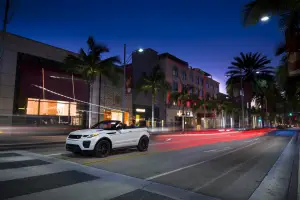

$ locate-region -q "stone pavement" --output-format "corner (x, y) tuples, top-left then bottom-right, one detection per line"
(0, 151), (219, 200)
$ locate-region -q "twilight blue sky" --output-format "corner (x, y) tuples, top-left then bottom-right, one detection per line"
(2, 0), (283, 93)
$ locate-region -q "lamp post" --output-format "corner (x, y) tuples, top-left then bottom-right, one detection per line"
(240, 69), (245, 128)
(122, 45), (143, 125)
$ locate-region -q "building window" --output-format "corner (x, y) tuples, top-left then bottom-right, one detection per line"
(195, 89), (199, 96)
(206, 82), (209, 88)
(199, 77), (202, 85)
(172, 81), (178, 91)
(189, 88), (193, 94)
(196, 76), (199, 84)
(200, 89), (203, 97)
(182, 71), (187, 80)
(114, 95), (121, 104)
(173, 66), (178, 77)
(190, 73), (193, 82)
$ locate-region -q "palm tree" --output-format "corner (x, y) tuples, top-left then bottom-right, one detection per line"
(64, 36), (121, 128)
(226, 52), (274, 127)
(170, 83), (198, 132)
(137, 65), (171, 128)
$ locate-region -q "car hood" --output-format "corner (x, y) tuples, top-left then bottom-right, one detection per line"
(69, 129), (104, 136)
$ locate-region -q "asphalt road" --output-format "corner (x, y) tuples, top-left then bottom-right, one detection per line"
(23, 129), (294, 200)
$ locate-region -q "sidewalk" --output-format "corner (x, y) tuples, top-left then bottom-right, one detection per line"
(0, 150), (218, 200)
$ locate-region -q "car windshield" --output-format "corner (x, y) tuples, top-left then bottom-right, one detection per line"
(91, 120), (120, 130)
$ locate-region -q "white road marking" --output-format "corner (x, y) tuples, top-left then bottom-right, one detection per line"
(204, 147), (231, 153)
(166, 138), (172, 142)
(192, 143), (276, 192)
(244, 138), (260, 143)
(45, 153), (67, 156)
(145, 141), (261, 180)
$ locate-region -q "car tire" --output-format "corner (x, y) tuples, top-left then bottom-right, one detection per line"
(94, 140), (111, 157)
(137, 136), (149, 152)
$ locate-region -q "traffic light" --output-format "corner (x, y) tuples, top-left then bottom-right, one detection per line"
(258, 117), (262, 122)
(289, 112), (292, 116)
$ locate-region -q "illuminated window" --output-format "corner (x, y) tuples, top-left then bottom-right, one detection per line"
(26, 98), (77, 116)
(26, 98), (39, 115)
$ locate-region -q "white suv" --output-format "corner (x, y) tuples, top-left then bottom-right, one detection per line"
(66, 120), (150, 157)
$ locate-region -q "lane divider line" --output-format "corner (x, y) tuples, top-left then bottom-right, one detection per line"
(192, 143), (276, 192)
(204, 147), (231, 153)
(145, 140), (262, 181)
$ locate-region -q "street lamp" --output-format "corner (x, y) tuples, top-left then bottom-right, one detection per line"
(138, 48), (144, 53)
(260, 16), (270, 22)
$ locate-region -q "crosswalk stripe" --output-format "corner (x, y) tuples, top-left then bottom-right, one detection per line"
(0, 152), (22, 157)
(0, 156), (35, 163)
(0, 163), (70, 181)
(7, 179), (138, 200)
(0, 159), (50, 170)
(0, 170), (98, 199)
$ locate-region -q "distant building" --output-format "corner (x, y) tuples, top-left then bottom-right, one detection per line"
(130, 50), (220, 128)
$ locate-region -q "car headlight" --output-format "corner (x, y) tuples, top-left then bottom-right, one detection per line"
(87, 133), (99, 138)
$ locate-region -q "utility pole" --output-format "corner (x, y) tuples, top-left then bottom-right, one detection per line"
(3, 0), (10, 32)
(240, 69), (245, 128)
(122, 44), (126, 124)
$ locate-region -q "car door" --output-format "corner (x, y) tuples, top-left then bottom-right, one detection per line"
(110, 128), (135, 148)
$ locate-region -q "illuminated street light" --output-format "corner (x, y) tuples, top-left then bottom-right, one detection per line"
(260, 16), (270, 22)
(138, 48), (144, 53)
(256, 71), (260, 74)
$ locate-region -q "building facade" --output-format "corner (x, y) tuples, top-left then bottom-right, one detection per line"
(0, 32), (125, 127)
(130, 50), (220, 128)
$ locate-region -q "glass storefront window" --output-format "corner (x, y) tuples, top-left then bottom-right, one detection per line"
(111, 111), (122, 121)
(26, 98), (78, 117)
(26, 98), (39, 115)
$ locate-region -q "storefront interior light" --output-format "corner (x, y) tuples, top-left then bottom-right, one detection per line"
(136, 108), (145, 113)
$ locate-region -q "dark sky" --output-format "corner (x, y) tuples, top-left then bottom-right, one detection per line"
(3, 0), (283, 93)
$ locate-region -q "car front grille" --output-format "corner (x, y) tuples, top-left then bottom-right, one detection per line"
(66, 144), (81, 152)
(68, 135), (82, 139)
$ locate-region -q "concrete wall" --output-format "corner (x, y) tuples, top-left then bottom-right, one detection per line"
(0, 32), (75, 124)
(90, 73), (125, 126)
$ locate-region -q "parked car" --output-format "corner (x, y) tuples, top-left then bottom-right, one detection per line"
(66, 120), (150, 157)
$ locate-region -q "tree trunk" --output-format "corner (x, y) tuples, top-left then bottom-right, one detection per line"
(182, 106), (185, 133)
(261, 95), (265, 128)
(88, 83), (93, 128)
(98, 75), (102, 123)
(203, 105), (206, 129)
(152, 95), (155, 128)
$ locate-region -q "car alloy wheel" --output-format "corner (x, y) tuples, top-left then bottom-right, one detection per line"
(138, 136), (149, 152)
(95, 140), (111, 157)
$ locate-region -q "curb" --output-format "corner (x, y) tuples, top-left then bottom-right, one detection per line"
(249, 132), (297, 200)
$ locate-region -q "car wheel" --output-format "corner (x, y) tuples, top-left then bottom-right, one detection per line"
(94, 140), (111, 157)
(137, 136), (149, 152)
